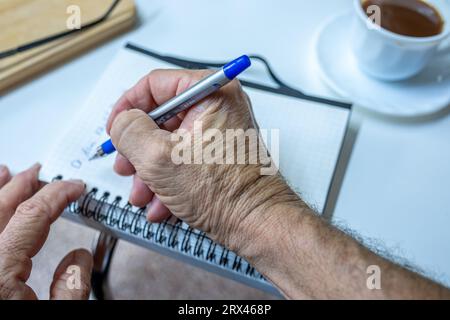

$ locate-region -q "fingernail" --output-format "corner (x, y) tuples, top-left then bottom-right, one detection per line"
(146, 200), (162, 222)
(146, 209), (155, 222)
(68, 179), (86, 188)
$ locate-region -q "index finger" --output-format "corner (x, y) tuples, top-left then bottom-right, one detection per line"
(106, 69), (209, 134)
(0, 180), (85, 259)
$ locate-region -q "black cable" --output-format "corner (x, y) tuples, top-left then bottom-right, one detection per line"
(125, 43), (352, 109)
(0, 0), (122, 60)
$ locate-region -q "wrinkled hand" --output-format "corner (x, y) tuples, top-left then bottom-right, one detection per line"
(0, 164), (93, 300)
(108, 69), (297, 249)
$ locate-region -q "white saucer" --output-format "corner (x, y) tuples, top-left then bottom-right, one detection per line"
(315, 12), (450, 118)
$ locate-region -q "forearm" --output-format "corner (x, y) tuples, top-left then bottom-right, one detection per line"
(226, 184), (450, 299)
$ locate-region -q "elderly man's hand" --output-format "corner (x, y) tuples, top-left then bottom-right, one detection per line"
(0, 164), (93, 300)
(107, 69), (298, 250)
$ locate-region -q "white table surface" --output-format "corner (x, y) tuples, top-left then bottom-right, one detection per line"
(1, 0), (449, 287)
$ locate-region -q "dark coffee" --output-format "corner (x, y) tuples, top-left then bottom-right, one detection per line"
(362, 0), (444, 37)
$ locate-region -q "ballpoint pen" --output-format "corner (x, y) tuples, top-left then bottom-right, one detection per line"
(89, 55), (252, 161)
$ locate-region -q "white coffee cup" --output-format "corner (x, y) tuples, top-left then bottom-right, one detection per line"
(351, 0), (450, 81)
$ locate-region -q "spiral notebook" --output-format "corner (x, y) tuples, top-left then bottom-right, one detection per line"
(40, 43), (351, 295)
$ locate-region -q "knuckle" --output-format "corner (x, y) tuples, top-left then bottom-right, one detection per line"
(111, 110), (145, 148)
(16, 197), (51, 222)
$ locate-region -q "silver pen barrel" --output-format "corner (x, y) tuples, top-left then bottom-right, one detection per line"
(149, 70), (230, 125)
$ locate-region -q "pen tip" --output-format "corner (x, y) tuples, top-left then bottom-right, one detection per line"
(89, 146), (106, 161)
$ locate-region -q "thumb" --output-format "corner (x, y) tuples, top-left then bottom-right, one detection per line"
(110, 109), (172, 169)
(50, 249), (93, 300)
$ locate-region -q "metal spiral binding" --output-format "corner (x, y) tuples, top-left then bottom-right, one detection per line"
(52, 175), (266, 281)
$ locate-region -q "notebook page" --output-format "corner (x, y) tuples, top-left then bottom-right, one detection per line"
(40, 49), (175, 196)
(41, 47), (350, 213)
(247, 88), (349, 212)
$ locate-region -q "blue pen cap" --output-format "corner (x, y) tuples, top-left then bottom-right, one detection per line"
(101, 139), (117, 155)
(223, 55), (251, 80)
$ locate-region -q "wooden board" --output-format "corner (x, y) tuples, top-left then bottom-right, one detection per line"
(0, 0), (136, 92)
